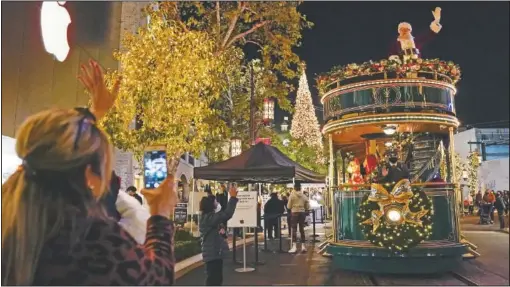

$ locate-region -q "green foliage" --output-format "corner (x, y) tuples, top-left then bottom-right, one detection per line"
(261, 128), (328, 175)
(156, 1), (312, 79)
(144, 1), (312, 161)
(100, 16), (227, 160)
(175, 240), (202, 262)
(358, 186), (433, 251)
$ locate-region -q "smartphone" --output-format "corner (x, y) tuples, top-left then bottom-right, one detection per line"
(143, 147), (167, 189)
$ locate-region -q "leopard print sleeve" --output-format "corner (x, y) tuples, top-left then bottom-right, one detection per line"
(112, 215), (175, 285)
(32, 215), (175, 286)
(137, 215), (175, 285)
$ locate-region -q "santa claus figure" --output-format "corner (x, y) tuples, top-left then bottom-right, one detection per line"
(391, 7), (442, 61)
(347, 158), (364, 186)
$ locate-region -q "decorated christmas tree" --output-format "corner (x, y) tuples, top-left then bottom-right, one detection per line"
(290, 68), (323, 150)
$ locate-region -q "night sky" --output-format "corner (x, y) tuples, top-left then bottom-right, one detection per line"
(278, 1), (509, 127)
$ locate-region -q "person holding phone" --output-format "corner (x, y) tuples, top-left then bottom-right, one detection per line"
(2, 60), (178, 285)
(199, 184), (239, 286)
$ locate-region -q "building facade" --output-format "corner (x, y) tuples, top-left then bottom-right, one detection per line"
(454, 127), (509, 194)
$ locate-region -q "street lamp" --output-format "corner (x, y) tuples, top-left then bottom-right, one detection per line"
(263, 98), (275, 126)
(462, 170), (468, 181)
(230, 137), (242, 157)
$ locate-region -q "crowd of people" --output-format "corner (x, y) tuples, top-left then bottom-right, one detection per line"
(473, 189), (509, 229)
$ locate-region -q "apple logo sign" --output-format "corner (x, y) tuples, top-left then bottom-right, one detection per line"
(40, 1), (71, 62)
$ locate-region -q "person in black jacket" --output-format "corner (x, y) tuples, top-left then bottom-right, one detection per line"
(495, 191), (507, 229)
(199, 186), (238, 286)
(264, 192), (285, 239)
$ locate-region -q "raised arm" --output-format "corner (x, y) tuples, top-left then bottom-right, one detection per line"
(208, 197), (239, 227)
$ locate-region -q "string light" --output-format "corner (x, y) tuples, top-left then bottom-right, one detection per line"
(290, 68), (324, 160)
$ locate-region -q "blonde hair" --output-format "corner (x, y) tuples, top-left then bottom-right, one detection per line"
(1, 108), (113, 285)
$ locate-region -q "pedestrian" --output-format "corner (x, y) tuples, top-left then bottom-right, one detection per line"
(487, 190), (496, 223)
(467, 193), (474, 215)
(282, 192), (292, 237)
(495, 192), (507, 229)
(287, 182), (310, 253)
(116, 188), (151, 244)
(1, 60), (177, 285)
(503, 190), (509, 215)
(264, 192), (285, 239)
(126, 185), (144, 205)
(199, 185), (239, 286)
(475, 190), (483, 209)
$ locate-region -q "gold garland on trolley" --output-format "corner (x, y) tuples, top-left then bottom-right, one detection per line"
(357, 179), (434, 251)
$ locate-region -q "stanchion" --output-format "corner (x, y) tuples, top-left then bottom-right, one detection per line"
(254, 225), (265, 265)
(310, 210), (320, 243)
(262, 216), (270, 252)
(232, 227), (243, 265)
(235, 227), (255, 273)
(278, 214), (285, 253)
(320, 206), (324, 224)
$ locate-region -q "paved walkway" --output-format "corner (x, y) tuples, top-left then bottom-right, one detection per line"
(176, 223), (332, 286)
(461, 214), (510, 233)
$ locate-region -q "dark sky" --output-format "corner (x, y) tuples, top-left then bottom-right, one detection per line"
(277, 1), (509, 127)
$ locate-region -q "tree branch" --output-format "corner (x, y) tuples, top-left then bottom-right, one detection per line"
(216, 1), (221, 43)
(225, 20), (270, 48)
(220, 1), (245, 49)
(244, 40), (264, 49)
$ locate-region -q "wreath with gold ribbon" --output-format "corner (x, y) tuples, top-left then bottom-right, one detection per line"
(357, 179), (433, 251)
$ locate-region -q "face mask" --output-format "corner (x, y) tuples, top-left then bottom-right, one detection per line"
(215, 203), (222, 213)
(389, 157), (398, 164)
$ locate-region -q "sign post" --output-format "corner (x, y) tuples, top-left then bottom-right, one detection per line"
(174, 203), (188, 225)
(230, 190), (257, 273)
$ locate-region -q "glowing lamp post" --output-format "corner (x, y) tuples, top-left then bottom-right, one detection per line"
(230, 137), (242, 157)
(40, 1), (71, 62)
(262, 98), (275, 126)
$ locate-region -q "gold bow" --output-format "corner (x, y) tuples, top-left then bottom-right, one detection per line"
(361, 179), (428, 233)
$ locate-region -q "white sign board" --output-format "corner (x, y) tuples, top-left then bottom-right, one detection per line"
(229, 191), (258, 228)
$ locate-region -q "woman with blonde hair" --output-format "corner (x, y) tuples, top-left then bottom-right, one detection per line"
(2, 60), (178, 285)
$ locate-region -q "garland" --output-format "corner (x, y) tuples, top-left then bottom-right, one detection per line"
(358, 181), (433, 251)
(316, 57), (461, 94)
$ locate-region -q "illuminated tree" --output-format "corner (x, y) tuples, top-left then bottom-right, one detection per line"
(156, 1), (312, 79)
(100, 16), (227, 162)
(467, 152), (480, 196)
(290, 68), (324, 160)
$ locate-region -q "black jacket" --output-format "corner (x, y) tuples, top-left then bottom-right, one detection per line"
(264, 197), (285, 220)
(199, 197), (238, 262)
(495, 197), (506, 213)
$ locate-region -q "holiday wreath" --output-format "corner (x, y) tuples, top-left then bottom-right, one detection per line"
(357, 179), (433, 251)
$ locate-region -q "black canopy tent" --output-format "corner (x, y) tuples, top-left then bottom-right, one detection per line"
(194, 142), (325, 183)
